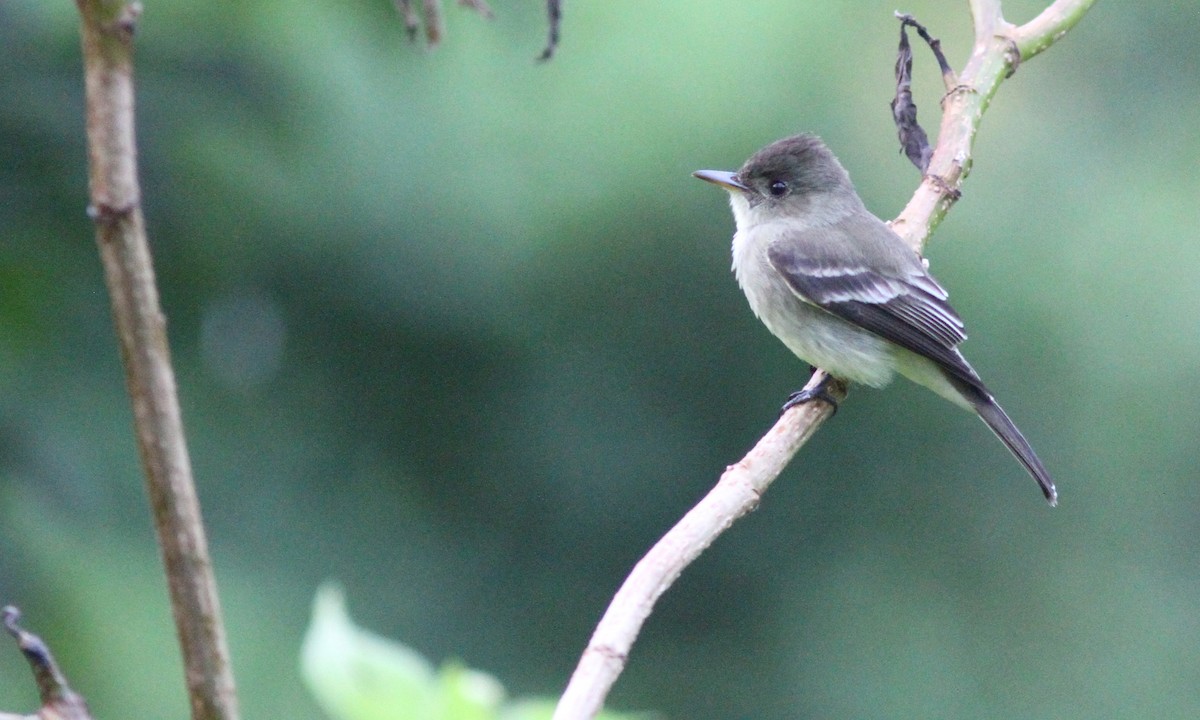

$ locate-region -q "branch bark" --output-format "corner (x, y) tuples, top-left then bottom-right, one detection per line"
(551, 3), (1094, 719)
(890, 0), (1096, 250)
(74, 2), (240, 719)
(554, 373), (842, 719)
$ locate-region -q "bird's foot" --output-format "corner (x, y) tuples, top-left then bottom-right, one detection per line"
(781, 371), (840, 416)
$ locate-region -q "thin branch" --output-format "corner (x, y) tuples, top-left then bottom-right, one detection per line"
(422, 0), (444, 46)
(2, 606), (94, 720)
(897, 12), (956, 87)
(73, 2), (240, 719)
(395, 0), (421, 41)
(458, 0), (494, 20)
(551, 2), (1095, 718)
(1011, 0), (1098, 61)
(394, 0), (494, 48)
(538, 0), (563, 61)
(553, 373), (843, 720)
(891, 0), (1092, 251)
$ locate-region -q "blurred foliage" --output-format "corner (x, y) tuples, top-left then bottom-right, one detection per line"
(301, 584), (646, 720)
(2, 1), (1200, 719)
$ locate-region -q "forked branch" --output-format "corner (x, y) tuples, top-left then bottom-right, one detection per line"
(550, 3), (1095, 719)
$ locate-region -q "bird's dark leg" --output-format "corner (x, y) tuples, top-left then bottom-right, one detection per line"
(781, 367), (840, 416)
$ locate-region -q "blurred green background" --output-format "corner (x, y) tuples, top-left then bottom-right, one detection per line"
(3, 0), (1199, 717)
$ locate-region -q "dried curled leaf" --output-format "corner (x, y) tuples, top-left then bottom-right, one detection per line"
(891, 17), (932, 173)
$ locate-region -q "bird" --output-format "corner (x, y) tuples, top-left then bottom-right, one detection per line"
(694, 133), (1057, 505)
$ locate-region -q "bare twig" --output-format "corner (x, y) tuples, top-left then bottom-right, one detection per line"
(395, 0), (421, 41)
(2, 607), (94, 720)
(458, 0), (494, 20)
(551, 2), (1095, 718)
(897, 13), (956, 87)
(393, 0), (555, 57)
(552, 374), (842, 720)
(421, 0), (444, 46)
(891, 0), (1093, 251)
(1011, 0), (1099, 61)
(394, 0), (494, 48)
(538, 0), (563, 61)
(73, 2), (239, 719)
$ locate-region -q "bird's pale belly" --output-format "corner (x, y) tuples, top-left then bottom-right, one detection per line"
(759, 294), (897, 388)
(736, 254), (897, 388)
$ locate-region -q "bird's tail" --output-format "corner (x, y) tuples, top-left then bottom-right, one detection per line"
(958, 382), (1057, 506)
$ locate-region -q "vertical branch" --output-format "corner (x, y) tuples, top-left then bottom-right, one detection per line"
(969, 0), (1003, 46)
(74, 2), (240, 719)
(538, 0), (563, 60)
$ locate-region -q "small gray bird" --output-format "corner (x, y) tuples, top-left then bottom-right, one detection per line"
(695, 134), (1056, 505)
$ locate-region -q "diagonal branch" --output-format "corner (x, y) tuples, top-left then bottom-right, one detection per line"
(553, 373), (842, 719)
(2, 606), (93, 720)
(74, 2), (239, 719)
(891, 0), (1094, 250)
(1011, 0), (1099, 61)
(550, 3), (1095, 719)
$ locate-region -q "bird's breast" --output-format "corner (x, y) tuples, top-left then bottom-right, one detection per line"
(731, 227), (897, 388)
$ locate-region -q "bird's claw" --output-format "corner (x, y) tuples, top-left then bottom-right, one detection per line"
(781, 374), (840, 416)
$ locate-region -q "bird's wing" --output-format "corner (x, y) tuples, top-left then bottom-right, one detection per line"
(766, 218), (985, 392)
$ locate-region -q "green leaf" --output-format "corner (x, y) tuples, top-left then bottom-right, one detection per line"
(301, 583), (437, 720)
(300, 584), (651, 720)
(436, 661), (506, 720)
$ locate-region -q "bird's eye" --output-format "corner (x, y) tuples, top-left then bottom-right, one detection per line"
(768, 180), (789, 197)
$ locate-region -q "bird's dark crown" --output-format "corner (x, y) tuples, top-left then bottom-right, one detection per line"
(736, 133), (853, 196)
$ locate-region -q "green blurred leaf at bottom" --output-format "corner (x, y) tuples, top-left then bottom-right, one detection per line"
(300, 583), (649, 720)
(301, 583), (447, 720)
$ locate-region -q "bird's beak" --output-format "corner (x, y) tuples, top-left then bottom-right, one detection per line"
(692, 169), (748, 192)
